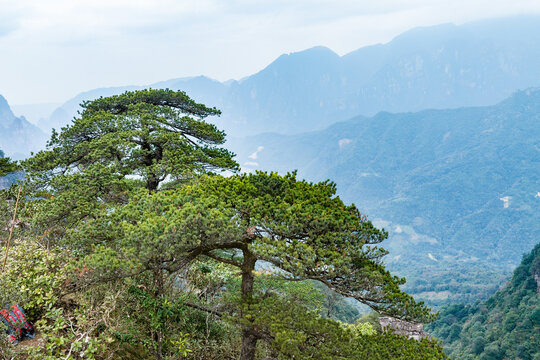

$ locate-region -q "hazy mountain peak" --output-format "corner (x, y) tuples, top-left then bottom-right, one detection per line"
(0, 94), (10, 109)
(253, 46), (340, 80)
(266, 45), (339, 68)
(0, 94), (16, 126)
(498, 87), (540, 108)
(40, 15), (540, 137)
(0, 94), (47, 159)
(292, 45), (338, 56)
(151, 75), (223, 90)
(390, 22), (457, 44)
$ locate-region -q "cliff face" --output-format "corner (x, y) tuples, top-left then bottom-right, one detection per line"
(427, 243), (540, 359)
(0, 95), (17, 127)
(0, 95), (47, 159)
(533, 256), (540, 294)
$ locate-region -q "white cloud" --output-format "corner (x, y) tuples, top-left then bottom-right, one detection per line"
(338, 138), (352, 149)
(248, 146), (264, 159)
(500, 196), (511, 208)
(1, 0), (540, 103)
(0, 3), (24, 37)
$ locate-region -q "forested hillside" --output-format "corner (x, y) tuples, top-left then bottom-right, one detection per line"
(427, 243), (540, 360)
(230, 89), (540, 305)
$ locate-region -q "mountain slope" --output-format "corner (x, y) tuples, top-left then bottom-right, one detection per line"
(0, 95), (47, 159)
(39, 15), (540, 137)
(427, 243), (540, 360)
(230, 88), (540, 304)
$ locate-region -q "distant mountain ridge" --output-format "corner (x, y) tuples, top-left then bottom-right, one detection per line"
(38, 15), (540, 138)
(7, 15), (540, 304)
(0, 95), (47, 159)
(229, 88), (540, 304)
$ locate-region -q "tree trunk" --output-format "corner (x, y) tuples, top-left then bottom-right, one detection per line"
(151, 330), (163, 360)
(147, 177), (159, 192)
(240, 249), (258, 360)
(240, 330), (258, 360)
(142, 140), (160, 192)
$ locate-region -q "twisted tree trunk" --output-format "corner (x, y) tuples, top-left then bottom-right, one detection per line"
(240, 249), (258, 360)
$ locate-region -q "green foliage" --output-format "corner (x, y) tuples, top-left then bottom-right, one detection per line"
(22, 89), (238, 239)
(97, 172), (433, 322)
(0, 241), (112, 359)
(26, 306), (107, 360)
(113, 286), (189, 358)
(0, 242), (66, 319)
(427, 243), (540, 360)
(25, 88), (238, 191)
(0, 333), (17, 360)
(251, 296), (445, 359)
(0, 149), (18, 177)
(0, 158), (17, 177)
(13, 90), (444, 360)
(348, 321), (377, 336)
(356, 311), (382, 333)
(49, 171), (439, 359)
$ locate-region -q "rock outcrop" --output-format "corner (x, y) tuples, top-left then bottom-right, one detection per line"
(379, 317), (429, 341)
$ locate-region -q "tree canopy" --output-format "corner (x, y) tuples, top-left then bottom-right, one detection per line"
(24, 88), (238, 192)
(6, 89), (445, 360)
(68, 172), (435, 360)
(22, 89), (239, 236)
(0, 149), (18, 177)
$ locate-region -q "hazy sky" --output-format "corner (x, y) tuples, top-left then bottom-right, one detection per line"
(1, 0), (539, 105)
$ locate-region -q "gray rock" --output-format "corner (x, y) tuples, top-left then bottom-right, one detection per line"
(379, 317), (429, 341)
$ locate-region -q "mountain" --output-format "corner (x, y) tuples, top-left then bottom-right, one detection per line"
(35, 76), (228, 133)
(229, 88), (540, 305)
(0, 95), (47, 159)
(427, 243), (540, 360)
(39, 15), (540, 137)
(11, 102), (60, 126)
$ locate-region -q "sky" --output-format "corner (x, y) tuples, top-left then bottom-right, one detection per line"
(1, 0), (540, 105)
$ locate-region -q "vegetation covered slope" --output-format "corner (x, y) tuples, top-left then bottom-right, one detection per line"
(426, 243), (540, 360)
(0, 89), (447, 360)
(231, 88), (540, 306)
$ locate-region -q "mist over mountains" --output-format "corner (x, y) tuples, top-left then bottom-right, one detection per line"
(0, 95), (47, 159)
(34, 15), (540, 138)
(3, 14), (540, 305)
